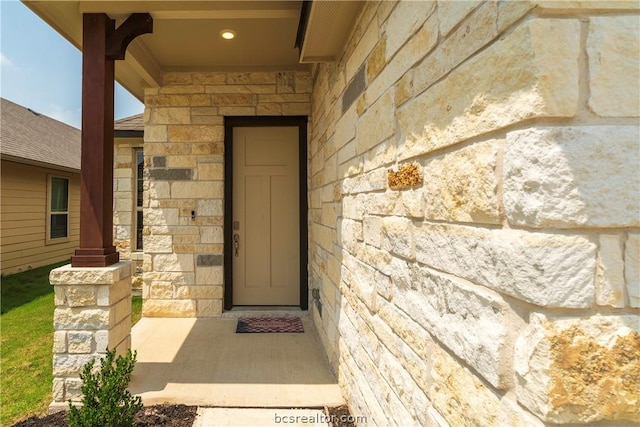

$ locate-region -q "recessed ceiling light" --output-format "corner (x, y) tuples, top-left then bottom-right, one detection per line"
(220, 30), (236, 40)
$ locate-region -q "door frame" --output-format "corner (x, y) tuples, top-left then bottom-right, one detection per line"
(223, 116), (308, 310)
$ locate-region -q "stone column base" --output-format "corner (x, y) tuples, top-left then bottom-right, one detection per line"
(48, 261), (133, 410)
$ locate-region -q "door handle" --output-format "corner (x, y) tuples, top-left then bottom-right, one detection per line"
(233, 234), (240, 257)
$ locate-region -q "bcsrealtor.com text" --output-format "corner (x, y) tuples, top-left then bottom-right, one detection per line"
(274, 412), (367, 424)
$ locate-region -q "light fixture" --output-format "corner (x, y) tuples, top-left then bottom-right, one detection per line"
(220, 30), (236, 40)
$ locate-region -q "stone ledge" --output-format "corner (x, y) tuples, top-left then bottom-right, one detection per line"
(50, 261), (133, 285)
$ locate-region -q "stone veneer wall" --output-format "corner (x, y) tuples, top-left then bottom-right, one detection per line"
(142, 71), (311, 317)
(113, 137), (145, 287)
(49, 262), (132, 409)
(308, 1), (640, 426)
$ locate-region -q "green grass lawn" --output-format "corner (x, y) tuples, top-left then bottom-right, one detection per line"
(1, 262), (143, 426)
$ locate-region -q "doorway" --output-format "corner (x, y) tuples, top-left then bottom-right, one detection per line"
(224, 117), (308, 310)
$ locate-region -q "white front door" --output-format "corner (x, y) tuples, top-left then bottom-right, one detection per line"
(232, 126), (300, 305)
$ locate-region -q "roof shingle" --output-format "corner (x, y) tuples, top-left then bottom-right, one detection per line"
(114, 113), (144, 132)
(0, 98), (81, 171)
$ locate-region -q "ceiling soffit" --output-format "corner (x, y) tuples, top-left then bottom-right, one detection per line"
(23, 1), (362, 99)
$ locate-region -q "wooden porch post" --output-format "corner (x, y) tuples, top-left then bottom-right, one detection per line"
(71, 13), (152, 268)
(71, 13), (118, 267)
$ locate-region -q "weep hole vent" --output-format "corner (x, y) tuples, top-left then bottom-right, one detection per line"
(388, 163), (423, 190)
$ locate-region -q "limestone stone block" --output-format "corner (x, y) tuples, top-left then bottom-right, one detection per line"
(294, 72), (312, 93)
(54, 287), (67, 306)
(343, 254), (379, 313)
(53, 354), (100, 376)
(399, 265), (514, 388)
(149, 282), (174, 299)
(192, 72), (227, 84)
(345, 17), (379, 83)
(626, 232), (640, 308)
(431, 346), (545, 427)
(54, 308), (110, 330)
(596, 234), (626, 307)
(176, 285), (223, 299)
(198, 163), (223, 180)
(95, 330), (108, 353)
(200, 226), (223, 244)
(96, 277), (132, 307)
(413, 223), (596, 308)
(367, 38), (386, 83)
(356, 90), (394, 155)
(67, 331), (93, 354)
(218, 106), (256, 116)
(227, 72), (276, 85)
(159, 85), (205, 95)
(588, 16), (640, 117)
(338, 219), (362, 253)
(148, 181), (170, 200)
(504, 126), (640, 228)
(497, 0), (535, 32)
(145, 208), (179, 227)
(259, 93), (310, 103)
(163, 72), (193, 85)
(144, 235), (173, 254)
(514, 313), (640, 423)
(145, 94), (211, 107)
(415, 1), (497, 93)
(378, 345), (429, 425)
(424, 139), (501, 224)
(65, 378), (83, 400)
(342, 168), (387, 195)
(153, 253), (194, 272)
(363, 216), (383, 248)
(50, 262), (131, 285)
(144, 125), (167, 142)
(52, 378), (65, 402)
(53, 331), (67, 353)
(196, 266), (224, 285)
(150, 107), (191, 124)
(170, 181), (223, 199)
(108, 320), (131, 350)
(197, 299), (223, 317)
(398, 19), (579, 159)
(281, 103), (311, 116)
(395, 71), (413, 107)
(197, 199), (223, 217)
(66, 286), (97, 307)
(206, 84), (274, 94)
(366, 13), (438, 108)
(142, 299), (196, 317)
(382, 216), (414, 260)
(168, 125), (223, 143)
(437, 0), (482, 36)
(256, 103), (281, 115)
(384, 0), (435, 59)
(165, 155), (197, 168)
(191, 142), (223, 155)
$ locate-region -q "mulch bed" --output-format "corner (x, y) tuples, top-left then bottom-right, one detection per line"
(13, 404), (356, 427)
(12, 404), (197, 427)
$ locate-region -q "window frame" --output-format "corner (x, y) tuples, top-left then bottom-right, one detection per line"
(134, 148), (144, 251)
(46, 174), (70, 244)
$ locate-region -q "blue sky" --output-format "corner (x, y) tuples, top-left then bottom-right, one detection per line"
(0, 0), (144, 128)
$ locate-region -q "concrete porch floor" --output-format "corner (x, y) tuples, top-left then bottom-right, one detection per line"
(128, 316), (344, 408)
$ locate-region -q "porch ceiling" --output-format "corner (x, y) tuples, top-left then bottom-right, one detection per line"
(23, 1), (360, 101)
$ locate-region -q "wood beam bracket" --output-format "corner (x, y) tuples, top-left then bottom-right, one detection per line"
(106, 13), (153, 60)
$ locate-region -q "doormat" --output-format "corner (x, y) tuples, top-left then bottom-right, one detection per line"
(236, 317), (304, 333)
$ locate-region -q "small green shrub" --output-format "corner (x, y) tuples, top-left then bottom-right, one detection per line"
(67, 349), (143, 427)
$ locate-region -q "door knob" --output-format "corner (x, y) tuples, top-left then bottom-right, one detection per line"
(233, 234), (240, 257)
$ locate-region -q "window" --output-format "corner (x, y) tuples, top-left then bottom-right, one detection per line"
(135, 149), (144, 250)
(48, 176), (69, 241)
